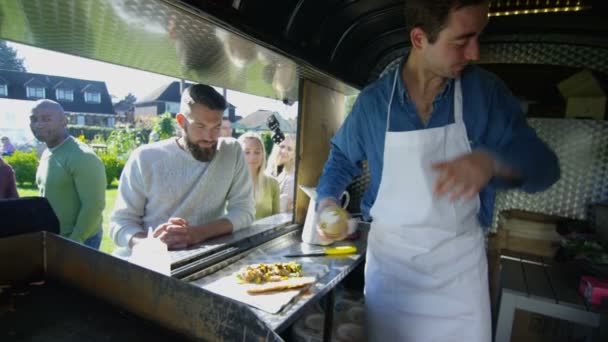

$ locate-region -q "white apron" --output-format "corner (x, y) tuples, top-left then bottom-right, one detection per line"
(365, 69), (491, 341)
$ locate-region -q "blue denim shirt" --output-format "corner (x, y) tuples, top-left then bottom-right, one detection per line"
(317, 64), (560, 227)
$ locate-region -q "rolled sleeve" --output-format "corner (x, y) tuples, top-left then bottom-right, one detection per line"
(482, 79), (560, 192)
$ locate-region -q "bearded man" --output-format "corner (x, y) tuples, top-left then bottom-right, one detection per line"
(110, 84), (254, 251)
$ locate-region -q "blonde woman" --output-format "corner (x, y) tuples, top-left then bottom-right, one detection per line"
(238, 132), (280, 219)
(266, 134), (295, 212)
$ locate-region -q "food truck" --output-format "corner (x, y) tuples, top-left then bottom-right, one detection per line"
(0, 0), (606, 341)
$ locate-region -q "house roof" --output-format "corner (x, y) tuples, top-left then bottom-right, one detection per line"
(233, 110), (295, 133)
(0, 69), (115, 115)
(137, 80), (236, 109)
(139, 81), (195, 103)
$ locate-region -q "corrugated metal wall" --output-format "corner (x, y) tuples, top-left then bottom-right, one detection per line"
(491, 118), (608, 231)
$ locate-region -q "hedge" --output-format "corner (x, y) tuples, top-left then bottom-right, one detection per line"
(5, 150), (38, 185)
(68, 125), (115, 141)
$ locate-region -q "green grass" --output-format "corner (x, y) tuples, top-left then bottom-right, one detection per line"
(17, 183), (118, 254)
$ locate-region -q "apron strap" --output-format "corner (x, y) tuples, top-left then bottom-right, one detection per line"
(386, 68), (399, 133)
(453, 79), (463, 124)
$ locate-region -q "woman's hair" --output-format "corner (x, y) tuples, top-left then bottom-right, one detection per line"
(238, 132), (268, 202)
(266, 133), (295, 177)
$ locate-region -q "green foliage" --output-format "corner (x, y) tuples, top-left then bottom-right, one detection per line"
(68, 125), (115, 141)
(151, 112), (177, 141)
(98, 152), (126, 187)
(91, 134), (106, 145)
(105, 127), (145, 160)
(260, 131), (274, 158)
(122, 93), (137, 105)
(0, 40), (26, 72)
(5, 150), (38, 185)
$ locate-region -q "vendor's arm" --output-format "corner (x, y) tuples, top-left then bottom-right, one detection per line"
(433, 75), (559, 201)
(316, 97), (368, 208)
(481, 77), (560, 192)
(68, 153), (106, 243)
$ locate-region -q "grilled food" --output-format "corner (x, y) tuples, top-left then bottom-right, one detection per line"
(237, 262), (303, 284)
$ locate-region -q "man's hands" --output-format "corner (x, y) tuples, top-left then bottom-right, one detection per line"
(432, 150), (496, 201)
(152, 217), (194, 250)
(129, 218), (234, 250)
(128, 217), (195, 250)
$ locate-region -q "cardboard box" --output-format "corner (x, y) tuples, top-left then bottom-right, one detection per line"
(558, 69), (607, 120)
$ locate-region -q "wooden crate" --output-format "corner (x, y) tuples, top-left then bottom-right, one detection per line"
(496, 210), (562, 257)
(488, 210), (564, 324)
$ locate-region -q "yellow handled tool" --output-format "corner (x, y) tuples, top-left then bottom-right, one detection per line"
(284, 245), (357, 257)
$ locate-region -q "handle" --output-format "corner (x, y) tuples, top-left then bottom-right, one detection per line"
(340, 191), (350, 209)
(325, 246), (357, 255)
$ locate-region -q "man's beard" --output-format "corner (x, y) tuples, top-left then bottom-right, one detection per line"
(185, 137), (217, 162)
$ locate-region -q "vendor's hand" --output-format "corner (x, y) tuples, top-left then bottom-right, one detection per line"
(315, 198), (349, 242)
(432, 150), (495, 201)
(316, 198), (338, 215)
(153, 217), (193, 249)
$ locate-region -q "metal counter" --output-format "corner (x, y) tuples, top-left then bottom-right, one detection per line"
(0, 232), (284, 341)
(168, 213), (295, 277)
(184, 222), (369, 334)
(0, 217), (368, 341)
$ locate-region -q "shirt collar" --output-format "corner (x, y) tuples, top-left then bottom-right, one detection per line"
(49, 136), (71, 152)
(392, 56), (454, 107)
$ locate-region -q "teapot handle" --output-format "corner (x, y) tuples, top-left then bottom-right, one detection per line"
(340, 191), (350, 209)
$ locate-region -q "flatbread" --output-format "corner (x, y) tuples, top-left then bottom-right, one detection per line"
(246, 276), (316, 294)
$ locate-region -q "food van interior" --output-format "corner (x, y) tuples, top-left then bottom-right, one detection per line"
(0, 0), (606, 341)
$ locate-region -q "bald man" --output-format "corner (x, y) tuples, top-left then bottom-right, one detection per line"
(30, 100), (106, 249)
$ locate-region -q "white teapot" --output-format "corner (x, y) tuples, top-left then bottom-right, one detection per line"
(300, 186), (350, 245)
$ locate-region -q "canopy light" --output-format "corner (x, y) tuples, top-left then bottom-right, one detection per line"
(489, 0), (591, 17)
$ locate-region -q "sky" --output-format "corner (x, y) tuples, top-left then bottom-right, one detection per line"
(7, 41), (298, 119)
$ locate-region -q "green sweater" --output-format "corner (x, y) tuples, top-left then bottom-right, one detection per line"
(255, 174), (280, 219)
(36, 137), (106, 242)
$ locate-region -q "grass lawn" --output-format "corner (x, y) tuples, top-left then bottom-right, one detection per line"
(17, 183), (118, 254)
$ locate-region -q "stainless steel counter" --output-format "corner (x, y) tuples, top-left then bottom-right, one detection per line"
(184, 222), (369, 333)
(169, 213), (295, 277)
(0, 217), (367, 341)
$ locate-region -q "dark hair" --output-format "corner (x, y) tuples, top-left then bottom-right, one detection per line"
(404, 0), (488, 43)
(180, 84), (227, 116)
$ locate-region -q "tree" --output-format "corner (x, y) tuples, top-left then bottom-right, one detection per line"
(0, 41), (26, 72)
(123, 93), (137, 105)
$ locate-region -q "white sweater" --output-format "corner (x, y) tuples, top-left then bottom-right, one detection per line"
(110, 138), (255, 247)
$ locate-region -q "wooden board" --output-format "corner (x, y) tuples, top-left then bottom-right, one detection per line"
(295, 80), (347, 224)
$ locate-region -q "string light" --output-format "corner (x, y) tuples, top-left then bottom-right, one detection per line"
(489, 5), (589, 16)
